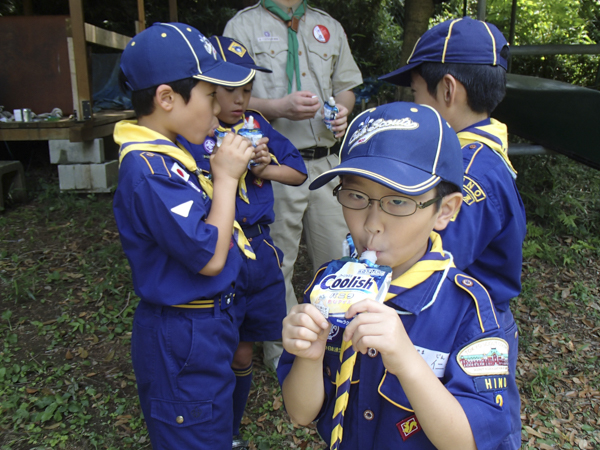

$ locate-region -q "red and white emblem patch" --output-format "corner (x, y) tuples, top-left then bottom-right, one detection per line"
(396, 415), (421, 441)
(313, 25), (330, 43)
(171, 162), (189, 182)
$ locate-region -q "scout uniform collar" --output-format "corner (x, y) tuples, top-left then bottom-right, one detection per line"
(115, 120), (256, 260)
(384, 232), (455, 313)
(457, 118), (517, 179)
(261, 0), (307, 93)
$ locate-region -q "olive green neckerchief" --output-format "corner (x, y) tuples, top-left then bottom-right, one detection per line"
(261, 0), (307, 93)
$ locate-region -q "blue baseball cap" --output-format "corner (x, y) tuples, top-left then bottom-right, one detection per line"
(121, 22), (255, 91)
(210, 36), (272, 73)
(309, 102), (464, 195)
(380, 17), (509, 86)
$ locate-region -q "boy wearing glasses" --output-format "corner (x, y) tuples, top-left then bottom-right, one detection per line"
(277, 102), (512, 450)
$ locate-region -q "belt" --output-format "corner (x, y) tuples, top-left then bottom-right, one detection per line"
(172, 292), (235, 309)
(241, 223), (266, 239)
(299, 146), (338, 160)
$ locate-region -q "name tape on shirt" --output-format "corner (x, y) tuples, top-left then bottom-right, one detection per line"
(474, 375), (508, 393)
(258, 31), (280, 42)
(457, 338), (509, 376)
(414, 345), (449, 378)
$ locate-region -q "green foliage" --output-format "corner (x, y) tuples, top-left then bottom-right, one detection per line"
(311, 0), (403, 77)
(436, 0), (600, 86)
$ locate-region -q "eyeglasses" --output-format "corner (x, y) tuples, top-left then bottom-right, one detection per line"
(333, 184), (441, 217)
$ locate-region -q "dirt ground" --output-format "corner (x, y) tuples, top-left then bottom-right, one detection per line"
(1, 164), (599, 449)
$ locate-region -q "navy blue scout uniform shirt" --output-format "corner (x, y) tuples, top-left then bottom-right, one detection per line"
(180, 110), (306, 228)
(113, 122), (242, 305)
(439, 118), (527, 312)
(277, 240), (512, 450)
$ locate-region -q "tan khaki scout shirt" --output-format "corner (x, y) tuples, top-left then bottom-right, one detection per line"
(224, 3), (363, 150)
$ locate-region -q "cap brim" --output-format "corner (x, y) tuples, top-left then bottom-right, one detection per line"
(247, 64), (272, 73)
(378, 61), (422, 86)
(309, 156), (442, 196)
(195, 60), (256, 87)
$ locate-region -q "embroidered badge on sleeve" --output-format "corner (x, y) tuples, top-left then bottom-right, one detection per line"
(457, 338), (509, 376)
(462, 175), (486, 205)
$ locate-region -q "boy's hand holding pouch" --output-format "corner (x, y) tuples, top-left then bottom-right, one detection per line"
(309, 251), (392, 328)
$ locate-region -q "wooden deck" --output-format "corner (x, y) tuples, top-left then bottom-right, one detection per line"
(0, 110), (135, 143)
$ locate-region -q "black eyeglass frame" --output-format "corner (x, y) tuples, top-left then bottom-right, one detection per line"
(332, 183), (442, 217)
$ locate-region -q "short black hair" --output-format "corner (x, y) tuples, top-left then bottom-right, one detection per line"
(435, 180), (462, 210)
(414, 47), (509, 114)
(118, 70), (200, 118)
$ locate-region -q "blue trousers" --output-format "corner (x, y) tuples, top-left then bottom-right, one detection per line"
(132, 300), (238, 449)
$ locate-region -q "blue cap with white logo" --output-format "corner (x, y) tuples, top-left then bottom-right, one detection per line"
(379, 17), (509, 86)
(121, 22), (255, 91)
(309, 102), (464, 195)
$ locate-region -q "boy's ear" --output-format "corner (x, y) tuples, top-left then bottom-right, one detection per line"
(433, 192), (463, 231)
(155, 84), (176, 112)
(439, 74), (459, 106)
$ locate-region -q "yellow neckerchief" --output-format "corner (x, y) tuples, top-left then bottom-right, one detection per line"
(457, 118), (517, 179)
(218, 113), (280, 204)
(115, 120), (256, 260)
(330, 232), (452, 450)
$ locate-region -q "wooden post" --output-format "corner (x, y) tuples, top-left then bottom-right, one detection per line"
(169, 0), (178, 22)
(68, 0), (93, 121)
(136, 0), (146, 34)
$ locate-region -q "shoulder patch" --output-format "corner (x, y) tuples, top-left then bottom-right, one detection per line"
(138, 152), (172, 176)
(452, 272), (499, 332)
(462, 175), (486, 205)
(473, 375), (509, 393)
(456, 338), (509, 376)
(463, 142), (484, 175)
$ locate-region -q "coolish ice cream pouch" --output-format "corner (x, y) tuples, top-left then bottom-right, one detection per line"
(310, 251), (392, 328)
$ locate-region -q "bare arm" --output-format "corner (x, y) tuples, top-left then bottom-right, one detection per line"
(200, 133), (253, 276)
(281, 304), (331, 425)
(248, 91), (321, 122)
(249, 138), (307, 185)
(344, 300), (477, 450)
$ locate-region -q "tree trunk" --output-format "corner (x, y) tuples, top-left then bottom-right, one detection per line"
(395, 0), (435, 101)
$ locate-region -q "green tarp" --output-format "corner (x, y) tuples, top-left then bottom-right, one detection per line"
(493, 74), (600, 170)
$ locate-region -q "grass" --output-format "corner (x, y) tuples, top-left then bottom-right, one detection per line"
(1, 153), (600, 449)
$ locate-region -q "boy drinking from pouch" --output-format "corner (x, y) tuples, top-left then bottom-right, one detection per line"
(112, 23), (255, 449)
(179, 36), (307, 449)
(278, 102), (513, 450)
(380, 18), (526, 448)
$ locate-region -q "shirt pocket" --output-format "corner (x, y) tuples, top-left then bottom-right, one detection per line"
(254, 39), (289, 95)
(378, 370), (414, 412)
(306, 40), (338, 92)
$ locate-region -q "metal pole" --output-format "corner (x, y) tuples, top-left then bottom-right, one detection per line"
(508, 0), (517, 45)
(508, 0), (517, 72)
(477, 0), (486, 20)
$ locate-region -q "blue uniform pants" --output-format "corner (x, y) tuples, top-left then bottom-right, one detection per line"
(132, 300), (238, 449)
(234, 227), (286, 342)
